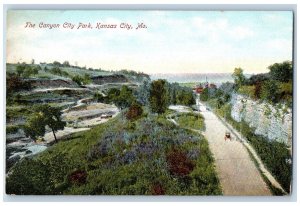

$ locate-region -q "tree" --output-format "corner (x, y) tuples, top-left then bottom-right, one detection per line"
(53, 61), (61, 67)
(268, 61), (293, 82)
(50, 67), (63, 76)
(16, 65), (25, 76)
(24, 105), (66, 143)
(22, 67), (33, 78)
(136, 80), (150, 106)
(72, 75), (83, 86)
(31, 59), (35, 65)
(24, 114), (46, 141)
(177, 90), (195, 106)
(115, 86), (135, 109)
(149, 79), (168, 114)
(82, 73), (92, 85)
(261, 80), (280, 103)
(232, 67), (246, 90)
(63, 61), (70, 67)
(200, 88), (209, 101)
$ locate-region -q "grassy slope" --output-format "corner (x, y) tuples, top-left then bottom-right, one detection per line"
(174, 112), (205, 131)
(6, 111), (222, 195)
(6, 63), (113, 80)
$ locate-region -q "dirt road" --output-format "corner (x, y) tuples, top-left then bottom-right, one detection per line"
(200, 108), (271, 195)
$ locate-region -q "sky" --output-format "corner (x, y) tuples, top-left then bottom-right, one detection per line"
(6, 10), (293, 74)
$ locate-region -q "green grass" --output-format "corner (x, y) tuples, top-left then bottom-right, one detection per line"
(238, 85), (255, 99)
(245, 147), (285, 196)
(178, 82), (198, 88)
(174, 112), (205, 131)
(6, 111), (222, 195)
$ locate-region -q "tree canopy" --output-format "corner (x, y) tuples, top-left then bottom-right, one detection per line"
(24, 105), (66, 143)
(232, 67), (246, 90)
(268, 61), (292, 83)
(149, 79), (168, 114)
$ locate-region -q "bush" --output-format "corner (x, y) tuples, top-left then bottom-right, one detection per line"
(6, 158), (53, 195)
(50, 67), (63, 76)
(94, 92), (105, 102)
(238, 85), (255, 99)
(68, 170), (87, 185)
(126, 102), (143, 120)
(166, 147), (195, 177)
(151, 182), (165, 195)
(72, 75), (84, 86)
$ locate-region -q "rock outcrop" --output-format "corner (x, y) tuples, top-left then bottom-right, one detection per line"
(28, 78), (78, 88)
(230, 93), (292, 146)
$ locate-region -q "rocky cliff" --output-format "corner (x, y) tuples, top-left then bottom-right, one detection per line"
(230, 93), (292, 146)
(28, 78), (78, 88)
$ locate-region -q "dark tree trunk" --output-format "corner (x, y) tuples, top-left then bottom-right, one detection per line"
(51, 128), (58, 143)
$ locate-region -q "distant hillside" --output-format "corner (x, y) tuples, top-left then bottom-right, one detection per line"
(6, 63), (150, 88)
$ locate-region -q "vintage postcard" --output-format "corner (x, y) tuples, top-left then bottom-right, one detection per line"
(5, 10), (293, 196)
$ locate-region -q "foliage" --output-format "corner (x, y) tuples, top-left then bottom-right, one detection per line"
(72, 75), (84, 86)
(24, 104), (66, 142)
(149, 80), (168, 114)
(93, 92), (105, 102)
(135, 80), (151, 106)
(63, 61), (70, 67)
(24, 114), (46, 141)
(68, 170), (88, 185)
(174, 113), (205, 131)
(245, 73), (270, 86)
(176, 90), (195, 106)
(115, 86), (136, 109)
(237, 61), (293, 106)
(6, 112), (221, 195)
(200, 88), (209, 101)
(260, 80), (281, 103)
(6, 158), (53, 195)
(118, 69), (150, 82)
(232, 67), (246, 90)
(166, 147), (195, 177)
(15, 64), (39, 78)
(7, 74), (31, 95)
(53, 61), (62, 67)
(126, 102), (143, 121)
(6, 125), (21, 134)
(268, 61), (293, 83)
(71, 74), (91, 85)
(164, 82), (195, 106)
(238, 85), (255, 99)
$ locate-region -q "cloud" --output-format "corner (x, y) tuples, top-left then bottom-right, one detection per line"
(229, 26), (254, 40)
(265, 38), (292, 52)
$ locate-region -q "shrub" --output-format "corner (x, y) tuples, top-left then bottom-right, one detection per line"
(68, 170), (87, 185)
(50, 67), (63, 76)
(166, 147), (195, 177)
(126, 102), (143, 120)
(238, 85), (255, 99)
(151, 182), (165, 195)
(6, 158), (53, 195)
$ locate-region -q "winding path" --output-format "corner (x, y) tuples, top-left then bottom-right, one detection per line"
(200, 109), (271, 195)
